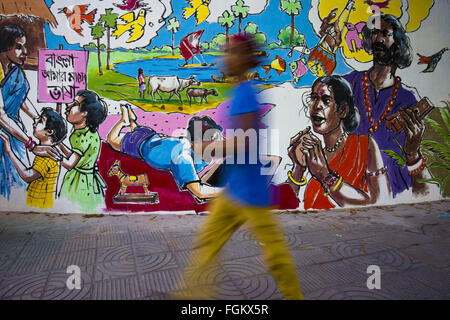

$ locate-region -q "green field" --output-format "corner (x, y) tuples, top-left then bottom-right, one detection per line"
(87, 51), (233, 114)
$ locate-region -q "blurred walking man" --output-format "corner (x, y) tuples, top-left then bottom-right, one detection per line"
(178, 34), (303, 300)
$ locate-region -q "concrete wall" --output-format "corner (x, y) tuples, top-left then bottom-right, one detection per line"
(0, 0), (448, 214)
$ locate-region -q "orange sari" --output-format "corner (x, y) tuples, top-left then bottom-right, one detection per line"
(304, 134), (369, 210)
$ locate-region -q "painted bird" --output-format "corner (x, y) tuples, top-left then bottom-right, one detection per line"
(114, 0), (147, 11)
(262, 55), (286, 75)
(183, 0), (211, 25)
(365, 0), (392, 9)
(417, 47), (449, 73)
(112, 9), (148, 43)
(59, 5), (97, 37)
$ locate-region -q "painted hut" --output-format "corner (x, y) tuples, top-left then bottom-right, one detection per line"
(0, 0), (57, 70)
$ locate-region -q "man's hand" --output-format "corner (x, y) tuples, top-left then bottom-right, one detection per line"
(319, 8), (338, 36)
(399, 106), (425, 163)
(319, 8), (342, 50)
(32, 145), (62, 162)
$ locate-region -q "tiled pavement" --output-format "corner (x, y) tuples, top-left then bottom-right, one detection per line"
(0, 200), (449, 300)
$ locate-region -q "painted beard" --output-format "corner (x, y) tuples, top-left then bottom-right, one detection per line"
(372, 42), (396, 66)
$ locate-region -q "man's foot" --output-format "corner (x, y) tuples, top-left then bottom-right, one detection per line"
(120, 104), (130, 125)
(127, 105), (137, 123)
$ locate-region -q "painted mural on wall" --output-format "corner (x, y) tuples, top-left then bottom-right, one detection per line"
(0, 0), (448, 214)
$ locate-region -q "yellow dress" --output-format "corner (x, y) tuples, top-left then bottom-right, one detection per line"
(26, 156), (59, 209)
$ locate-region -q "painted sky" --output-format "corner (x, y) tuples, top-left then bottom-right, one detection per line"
(44, 0), (321, 50)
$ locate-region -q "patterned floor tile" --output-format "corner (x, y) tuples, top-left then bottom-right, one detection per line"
(133, 241), (170, 256)
(61, 236), (97, 253)
(167, 236), (195, 251)
(92, 276), (143, 300)
(6, 254), (55, 276)
(140, 268), (185, 296)
(41, 287), (92, 300)
(231, 274), (284, 300)
(0, 251), (18, 274)
(0, 272), (48, 299)
(97, 245), (134, 263)
(341, 249), (414, 273)
(94, 259), (138, 282)
(53, 249), (96, 270)
(330, 239), (392, 259)
(402, 265), (450, 295)
(136, 253), (178, 273)
(221, 256), (268, 280)
(381, 271), (444, 300)
(96, 233), (132, 248)
(303, 260), (367, 289)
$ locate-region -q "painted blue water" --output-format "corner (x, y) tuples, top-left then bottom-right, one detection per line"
(113, 49), (327, 86)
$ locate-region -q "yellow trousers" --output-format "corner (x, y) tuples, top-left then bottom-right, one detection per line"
(183, 193), (303, 300)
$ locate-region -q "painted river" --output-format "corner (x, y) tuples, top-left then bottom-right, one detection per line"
(113, 49), (324, 86)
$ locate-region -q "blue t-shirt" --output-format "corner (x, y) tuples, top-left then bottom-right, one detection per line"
(139, 134), (207, 190)
(222, 81), (271, 207)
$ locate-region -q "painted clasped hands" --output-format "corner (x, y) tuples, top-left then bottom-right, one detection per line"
(299, 133), (332, 183)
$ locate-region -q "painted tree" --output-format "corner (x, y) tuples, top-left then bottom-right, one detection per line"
(209, 33), (227, 51)
(277, 26), (305, 47)
(90, 22), (105, 76)
(231, 0), (249, 34)
(218, 10), (235, 46)
(244, 22), (267, 45)
(166, 17), (180, 56)
(99, 8), (119, 70)
(280, 0), (303, 47)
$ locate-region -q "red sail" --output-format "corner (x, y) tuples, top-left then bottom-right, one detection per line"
(180, 30), (204, 62)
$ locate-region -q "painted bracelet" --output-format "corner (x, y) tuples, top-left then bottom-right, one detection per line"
(288, 171), (307, 186)
(332, 175), (343, 191)
(24, 136), (33, 148)
(406, 154), (422, 167)
(322, 171), (339, 190)
(322, 172), (341, 197)
(366, 167), (387, 177)
(407, 157), (423, 172)
(408, 157), (427, 176)
(26, 140), (36, 151)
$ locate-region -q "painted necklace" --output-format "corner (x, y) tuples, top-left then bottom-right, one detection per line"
(363, 71), (400, 133)
(325, 131), (347, 153)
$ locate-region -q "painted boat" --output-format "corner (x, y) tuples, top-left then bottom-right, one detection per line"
(178, 62), (216, 68)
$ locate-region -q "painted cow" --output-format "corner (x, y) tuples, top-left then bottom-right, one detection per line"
(147, 75), (200, 102)
(186, 88), (218, 104)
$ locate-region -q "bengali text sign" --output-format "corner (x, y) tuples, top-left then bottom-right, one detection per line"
(38, 50), (88, 103)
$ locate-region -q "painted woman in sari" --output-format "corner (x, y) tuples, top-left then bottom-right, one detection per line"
(0, 24), (60, 200)
(286, 75), (392, 209)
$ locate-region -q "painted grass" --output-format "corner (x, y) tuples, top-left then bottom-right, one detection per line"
(87, 51), (233, 114)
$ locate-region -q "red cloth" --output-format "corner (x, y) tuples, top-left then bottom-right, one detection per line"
(138, 73), (145, 85)
(304, 134), (369, 210)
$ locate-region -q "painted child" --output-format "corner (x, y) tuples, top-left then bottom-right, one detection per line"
(58, 90), (107, 212)
(0, 108), (67, 209)
(137, 68), (146, 99)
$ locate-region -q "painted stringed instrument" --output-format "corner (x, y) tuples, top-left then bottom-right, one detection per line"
(385, 97), (434, 134)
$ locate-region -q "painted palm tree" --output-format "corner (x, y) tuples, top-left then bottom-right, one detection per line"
(280, 0), (303, 47)
(166, 17), (180, 56)
(218, 10), (235, 46)
(99, 8), (119, 70)
(231, 0), (249, 34)
(90, 22), (105, 76)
